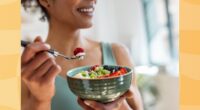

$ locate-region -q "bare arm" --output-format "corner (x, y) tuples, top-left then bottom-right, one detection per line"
(112, 43), (143, 110)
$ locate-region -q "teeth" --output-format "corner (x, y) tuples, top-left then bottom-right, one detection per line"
(79, 8), (94, 13)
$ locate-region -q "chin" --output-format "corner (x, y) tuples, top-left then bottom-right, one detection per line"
(78, 22), (93, 29)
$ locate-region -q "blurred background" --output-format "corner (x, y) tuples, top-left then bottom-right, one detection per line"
(21, 0), (179, 110)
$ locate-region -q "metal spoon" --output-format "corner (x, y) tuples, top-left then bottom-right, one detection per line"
(21, 40), (85, 60)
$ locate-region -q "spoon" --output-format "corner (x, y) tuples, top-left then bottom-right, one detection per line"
(21, 40), (85, 60)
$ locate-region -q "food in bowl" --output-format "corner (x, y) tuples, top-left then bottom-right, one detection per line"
(66, 65), (133, 103)
(74, 65), (127, 79)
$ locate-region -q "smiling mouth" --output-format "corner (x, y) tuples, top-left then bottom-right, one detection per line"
(77, 6), (95, 17)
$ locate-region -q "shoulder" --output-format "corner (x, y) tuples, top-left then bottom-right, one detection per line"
(111, 43), (129, 55)
(111, 42), (134, 67)
(85, 37), (101, 48)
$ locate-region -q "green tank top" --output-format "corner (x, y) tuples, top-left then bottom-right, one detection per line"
(51, 42), (117, 110)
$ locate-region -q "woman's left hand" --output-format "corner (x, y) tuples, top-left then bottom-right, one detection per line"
(77, 90), (133, 110)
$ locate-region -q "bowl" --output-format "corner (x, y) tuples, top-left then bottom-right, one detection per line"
(66, 65), (133, 103)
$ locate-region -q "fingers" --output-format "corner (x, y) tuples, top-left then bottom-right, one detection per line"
(80, 95), (127, 110)
(34, 36), (43, 42)
(21, 36), (61, 85)
(31, 58), (56, 79)
(42, 64), (61, 83)
(22, 52), (53, 81)
(21, 42), (50, 65)
(84, 100), (105, 110)
(125, 87), (143, 110)
(28, 52), (53, 71)
(124, 90), (134, 99)
(21, 36), (50, 66)
(21, 36), (61, 103)
(77, 98), (94, 110)
(106, 95), (126, 109)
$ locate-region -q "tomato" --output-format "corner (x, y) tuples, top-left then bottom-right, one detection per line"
(120, 68), (127, 74)
(90, 65), (99, 71)
(109, 68), (127, 77)
(109, 71), (120, 77)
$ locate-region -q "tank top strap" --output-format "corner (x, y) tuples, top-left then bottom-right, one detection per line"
(101, 42), (117, 65)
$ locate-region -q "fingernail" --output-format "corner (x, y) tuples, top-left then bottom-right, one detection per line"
(45, 44), (51, 49)
(84, 101), (91, 106)
(127, 95), (133, 99)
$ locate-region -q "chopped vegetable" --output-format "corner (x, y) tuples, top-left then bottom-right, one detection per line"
(74, 65), (128, 79)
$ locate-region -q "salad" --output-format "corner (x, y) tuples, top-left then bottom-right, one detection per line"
(74, 65), (128, 79)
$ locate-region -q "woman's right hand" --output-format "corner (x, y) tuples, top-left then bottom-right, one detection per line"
(21, 37), (61, 105)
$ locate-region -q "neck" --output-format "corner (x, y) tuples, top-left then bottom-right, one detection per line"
(46, 20), (85, 55)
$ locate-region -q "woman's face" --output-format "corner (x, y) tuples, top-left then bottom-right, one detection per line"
(47, 0), (97, 29)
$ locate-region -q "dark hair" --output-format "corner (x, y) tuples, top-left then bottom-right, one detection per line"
(21, 0), (49, 21)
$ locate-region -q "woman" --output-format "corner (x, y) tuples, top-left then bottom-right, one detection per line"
(21, 0), (143, 110)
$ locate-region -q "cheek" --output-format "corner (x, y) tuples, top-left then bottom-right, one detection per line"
(50, 0), (93, 28)
(51, 2), (73, 20)
(54, 0), (78, 16)
(54, 0), (86, 19)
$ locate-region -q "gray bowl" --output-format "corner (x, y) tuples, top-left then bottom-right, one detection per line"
(66, 65), (133, 103)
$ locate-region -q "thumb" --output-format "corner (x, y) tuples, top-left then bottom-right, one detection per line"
(124, 90), (134, 99)
(34, 36), (43, 43)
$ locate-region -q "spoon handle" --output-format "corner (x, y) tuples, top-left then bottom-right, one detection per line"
(21, 40), (62, 57)
(21, 40), (84, 60)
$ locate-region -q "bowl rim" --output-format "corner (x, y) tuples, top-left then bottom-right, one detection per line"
(66, 65), (134, 80)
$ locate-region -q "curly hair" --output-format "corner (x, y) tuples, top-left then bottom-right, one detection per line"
(21, 0), (49, 21)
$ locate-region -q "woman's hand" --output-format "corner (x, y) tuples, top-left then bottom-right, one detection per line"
(77, 90), (133, 110)
(21, 37), (61, 107)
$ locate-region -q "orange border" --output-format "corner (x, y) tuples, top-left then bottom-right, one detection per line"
(0, 0), (20, 110)
(180, 0), (200, 109)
